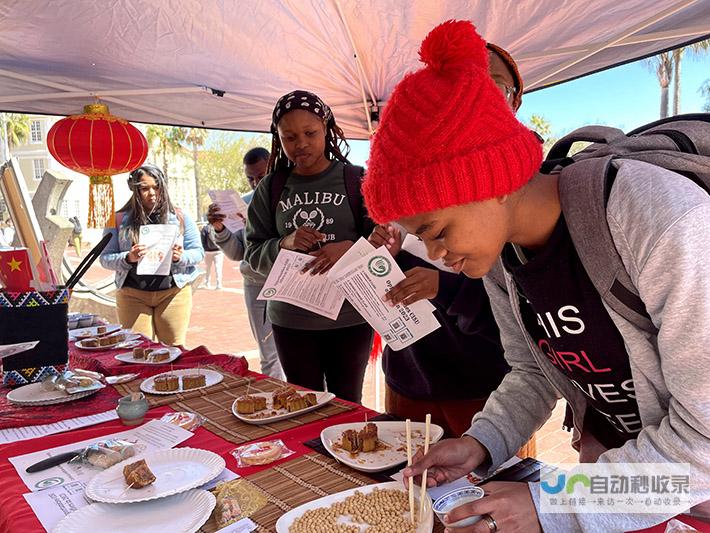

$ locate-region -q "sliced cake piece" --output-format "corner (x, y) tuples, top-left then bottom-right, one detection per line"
(123, 459), (156, 489)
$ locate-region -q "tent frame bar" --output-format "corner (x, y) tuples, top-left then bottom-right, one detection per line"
(333, 0), (377, 135)
(517, 24), (710, 61)
(526, 0), (699, 90)
(0, 86), (205, 104)
(0, 68), (203, 125)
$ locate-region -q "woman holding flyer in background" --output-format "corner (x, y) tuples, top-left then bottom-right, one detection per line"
(245, 90), (374, 404)
(100, 164), (203, 346)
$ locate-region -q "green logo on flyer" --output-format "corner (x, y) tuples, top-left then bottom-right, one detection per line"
(35, 476), (63, 489)
(368, 256), (391, 277)
(263, 287), (277, 298)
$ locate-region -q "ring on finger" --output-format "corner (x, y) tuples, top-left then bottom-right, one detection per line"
(481, 514), (498, 532)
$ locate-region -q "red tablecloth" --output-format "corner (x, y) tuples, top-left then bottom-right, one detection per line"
(0, 399), (373, 532)
(0, 343), (248, 430)
(0, 342), (707, 533)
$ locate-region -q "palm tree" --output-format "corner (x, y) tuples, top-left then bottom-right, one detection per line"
(701, 80), (710, 112)
(646, 52), (673, 118)
(145, 125), (186, 177)
(1, 113), (31, 151)
(670, 39), (710, 115)
(185, 128), (209, 219)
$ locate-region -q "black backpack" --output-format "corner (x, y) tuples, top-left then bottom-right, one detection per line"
(490, 113), (710, 334)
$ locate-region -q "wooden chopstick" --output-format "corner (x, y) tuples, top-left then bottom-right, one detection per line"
(419, 413), (431, 522)
(406, 418), (415, 524)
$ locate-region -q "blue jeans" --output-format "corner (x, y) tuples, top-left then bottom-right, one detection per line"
(243, 283), (283, 380)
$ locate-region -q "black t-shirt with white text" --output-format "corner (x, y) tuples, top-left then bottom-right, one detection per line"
(502, 215), (642, 449)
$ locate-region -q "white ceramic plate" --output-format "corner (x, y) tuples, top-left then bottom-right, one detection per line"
(275, 481), (433, 532)
(140, 368), (223, 395)
(53, 489), (216, 533)
(84, 448), (225, 504)
(6, 382), (105, 406)
(74, 330), (141, 351)
(321, 421), (444, 473)
(115, 346), (182, 365)
(232, 390), (335, 425)
(69, 324), (122, 340)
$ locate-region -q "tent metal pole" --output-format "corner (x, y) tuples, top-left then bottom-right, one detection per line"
(0, 87), (205, 105)
(221, 93), (275, 110)
(333, 0), (377, 134)
(526, 0), (699, 90)
(0, 68), (203, 125)
(518, 24), (710, 61)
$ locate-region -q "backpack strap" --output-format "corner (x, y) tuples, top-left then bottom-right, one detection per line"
(174, 207), (185, 234)
(114, 211), (124, 231)
(558, 155), (657, 334)
(343, 164), (367, 236)
(546, 125), (625, 161)
(269, 169), (290, 216)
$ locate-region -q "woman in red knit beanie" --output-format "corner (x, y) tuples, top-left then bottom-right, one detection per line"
(365, 19), (710, 533)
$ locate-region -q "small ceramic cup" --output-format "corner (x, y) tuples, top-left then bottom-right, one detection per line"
(116, 393), (149, 426)
(432, 486), (486, 528)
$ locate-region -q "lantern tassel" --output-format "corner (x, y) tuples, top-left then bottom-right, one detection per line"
(88, 175), (116, 228)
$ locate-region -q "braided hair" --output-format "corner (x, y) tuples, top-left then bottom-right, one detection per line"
(119, 164), (176, 244)
(268, 90), (351, 174)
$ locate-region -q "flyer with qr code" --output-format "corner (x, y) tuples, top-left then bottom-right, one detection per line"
(328, 238), (440, 350)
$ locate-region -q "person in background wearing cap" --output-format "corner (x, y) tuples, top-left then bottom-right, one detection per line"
(368, 43), (531, 445)
(244, 91), (375, 404)
(363, 19), (709, 533)
(100, 164), (203, 346)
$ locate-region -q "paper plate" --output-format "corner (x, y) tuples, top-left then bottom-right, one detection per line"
(140, 368), (223, 395)
(115, 346), (181, 365)
(275, 481), (433, 532)
(321, 421), (444, 473)
(232, 390), (335, 425)
(6, 381), (104, 406)
(74, 330), (141, 351)
(53, 489), (216, 533)
(69, 324), (122, 340)
(84, 448), (225, 504)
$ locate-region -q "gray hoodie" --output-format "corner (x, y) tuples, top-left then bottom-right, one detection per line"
(466, 160), (710, 532)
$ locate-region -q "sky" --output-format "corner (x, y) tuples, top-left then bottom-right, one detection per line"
(345, 55), (710, 167)
(215, 54), (710, 168)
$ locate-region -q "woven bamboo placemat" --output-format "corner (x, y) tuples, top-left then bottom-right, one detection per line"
(172, 378), (355, 445)
(199, 452), (444, 532)
(113, 364), (251, 408)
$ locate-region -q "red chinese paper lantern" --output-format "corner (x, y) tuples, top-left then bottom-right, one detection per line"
(47, 103), (148, 228)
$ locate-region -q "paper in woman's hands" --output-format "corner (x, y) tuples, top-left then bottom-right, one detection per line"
(208, 190), (249, 232)
(137, 224), (178, 276)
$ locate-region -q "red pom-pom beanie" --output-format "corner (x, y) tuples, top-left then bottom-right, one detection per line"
(363, 20), (543, 224)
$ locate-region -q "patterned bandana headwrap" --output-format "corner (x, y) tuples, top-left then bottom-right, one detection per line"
(271, 90), (333, 133)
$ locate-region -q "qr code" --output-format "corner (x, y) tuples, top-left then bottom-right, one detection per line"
(390, 318), (405, 332)
(398, 330), (414, 342)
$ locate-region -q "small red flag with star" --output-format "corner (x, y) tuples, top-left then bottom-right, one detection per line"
(0, 248), (33, 291)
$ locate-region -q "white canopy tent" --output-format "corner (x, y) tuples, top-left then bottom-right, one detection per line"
(0, 0), (709, 139)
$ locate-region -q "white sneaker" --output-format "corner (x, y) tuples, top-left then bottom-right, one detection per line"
(215, 283), (222, 290)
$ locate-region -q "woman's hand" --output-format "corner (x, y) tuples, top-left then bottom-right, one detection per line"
(303, 241), (354, 275)
(442, 482), (542, 533)
(207, 203), (226, 232)
(126, 244), (146, 264)
(403, 436), (489, 489)
(172, 244), (184, 263)
(280, 226), (325, 252)
(384, 266), (439, 306)
(368, 224), (402, 256)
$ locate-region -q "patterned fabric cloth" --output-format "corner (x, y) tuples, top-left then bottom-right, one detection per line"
(271, 90), (333, 132)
